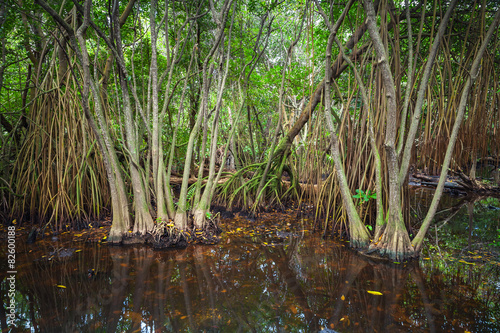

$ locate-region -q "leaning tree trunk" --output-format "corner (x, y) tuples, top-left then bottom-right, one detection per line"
(319, 0), (370, 248)
(36, 0), (132, 241)
(412, 7), (500, 253)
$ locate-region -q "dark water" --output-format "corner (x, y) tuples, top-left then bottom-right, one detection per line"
(1, 191), (500, 332)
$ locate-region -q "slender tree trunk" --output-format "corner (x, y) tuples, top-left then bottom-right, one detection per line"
(174, 0), (233, 230)
(363, 0), (414, 260)
(254, 8), (306, 209)
(193, 3), (235, 229)
(111, 0), (154, 235)
(36, 0), (132, 241)
(318, 0), (370, 247)
(412, 8), (500, 253)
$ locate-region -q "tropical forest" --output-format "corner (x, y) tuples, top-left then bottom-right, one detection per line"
(1, 0), (500, 331)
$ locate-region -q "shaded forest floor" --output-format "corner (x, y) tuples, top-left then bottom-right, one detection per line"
(0, 204), (318, 264)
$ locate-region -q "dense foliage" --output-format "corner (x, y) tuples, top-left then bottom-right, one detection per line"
(1, 0), (499, 257)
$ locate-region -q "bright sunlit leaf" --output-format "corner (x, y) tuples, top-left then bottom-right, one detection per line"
(56, 285), (66, 289)
(367, 290), (383, 295)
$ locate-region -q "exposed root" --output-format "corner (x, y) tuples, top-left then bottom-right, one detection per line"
(147, 223), (191, 249)
(365, 230), (417, 262)
(121, 233), (147, 245)
(192, 213), (222, 245)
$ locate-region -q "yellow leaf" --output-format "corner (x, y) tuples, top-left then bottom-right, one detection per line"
(56, 285), (66, 289)
(75, 249), (82, 253)
(341, 295), (345, 301)
(367, 290), (383, 295)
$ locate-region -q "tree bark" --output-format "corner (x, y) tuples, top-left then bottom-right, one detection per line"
(363, 0), (415, 260)
(412, 7), (500, 253)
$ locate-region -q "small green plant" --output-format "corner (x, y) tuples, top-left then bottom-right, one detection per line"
(353, 189), (376, 203)
(353, 189), (376, 232)
(206, 212), (212, 219)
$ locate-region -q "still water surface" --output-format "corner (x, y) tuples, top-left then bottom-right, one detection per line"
(1, 190), (500, 332)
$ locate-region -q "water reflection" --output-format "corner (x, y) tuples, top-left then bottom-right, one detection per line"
(1, 197), (500, 332)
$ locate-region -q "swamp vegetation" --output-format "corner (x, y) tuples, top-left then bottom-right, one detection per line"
(1, 193), (500, 331)
(2, 0), (500, 331)
(0, 0), (500, 285)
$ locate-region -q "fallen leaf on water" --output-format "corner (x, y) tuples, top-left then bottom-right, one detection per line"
(367, 290), (383, 295)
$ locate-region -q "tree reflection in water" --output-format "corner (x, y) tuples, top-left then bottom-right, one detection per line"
(2, 196), (500, 332)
